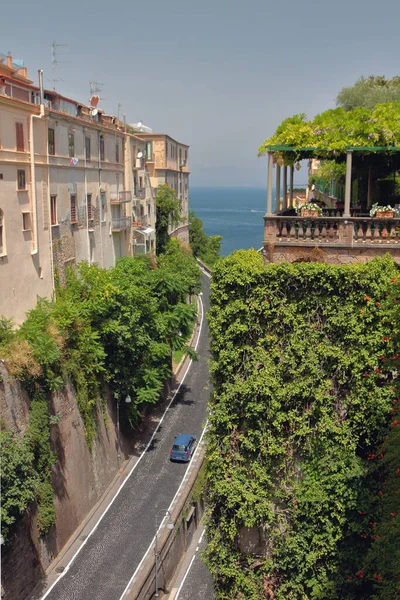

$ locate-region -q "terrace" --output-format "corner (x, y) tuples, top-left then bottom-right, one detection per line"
(260, 104), (400, 264)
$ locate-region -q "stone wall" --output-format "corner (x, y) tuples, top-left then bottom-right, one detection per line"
(0, 364), (130, 600)
(262, 243), (400, 265)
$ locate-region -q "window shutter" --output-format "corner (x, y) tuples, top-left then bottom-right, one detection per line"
(16, 122), (24, 151)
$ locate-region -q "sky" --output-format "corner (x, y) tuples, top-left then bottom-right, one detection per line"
(2, 0), (399, 187)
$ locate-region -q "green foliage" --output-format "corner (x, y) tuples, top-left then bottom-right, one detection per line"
(258, 102), (400, 157)
(0, 316), (15, 347)
(0, 430), (37, 542)
(309, 161), (346, 186)
(337, 76), (400, 111)
(0, 245), (201, 539)
(204, 251), (399, 599)
(189, 211), (222, 266)
(155, 184), (183, 253)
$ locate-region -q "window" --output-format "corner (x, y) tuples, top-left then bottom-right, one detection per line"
(17, 170), (26, 190)
(179, 148), (182, 164)
(48, 128), (55, 155)
(0, 210), (4, 254)
(100, 137), (105, 161)
(85, 136), (91, 160)
(185, 150), (187, 163)
(22, 212), (31, 231)
(70, 195), (77, 222)
(16, 122), (24, 151)
(87, 194), (93, 220)
(68, 133), (75, 158)
(100, 192), (106, 222)
(147, 203), (151, 215)
(146, 142), (152, 161)
(116, 143), (119, 163)
(50, 195), (57, 225)
(139, 176), (143, 189)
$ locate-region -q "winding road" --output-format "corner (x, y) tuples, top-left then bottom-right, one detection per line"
(35, 273), (211, 600)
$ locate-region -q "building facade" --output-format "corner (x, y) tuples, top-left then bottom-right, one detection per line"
(139, 133), (190, 243)
(0, 54), (190, 323)
(0, 57), (53, 324)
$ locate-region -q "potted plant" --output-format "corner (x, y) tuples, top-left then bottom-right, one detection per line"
(369, 203), (396, 218)
(298, 202), (322, 217)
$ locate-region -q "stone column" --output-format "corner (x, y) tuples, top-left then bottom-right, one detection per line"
(266, 152), (273, 215)
(344, 150), (353, 217)
(289, 165), (294, 208)
(276, 165), (281, 213)
(282, 166), (288, 211)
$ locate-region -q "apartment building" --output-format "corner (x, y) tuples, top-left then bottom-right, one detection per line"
(138, 133), (189, 243)
(0, 56), (53, 324)
(0, 54), (189, 323)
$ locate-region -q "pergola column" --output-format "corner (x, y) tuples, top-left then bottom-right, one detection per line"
(282, 166), (288, 211)
(266, 152), (273, 215)
(289, 165), (294, 208)
(344, 150), (353, 217)
(275, 164), (281, 212)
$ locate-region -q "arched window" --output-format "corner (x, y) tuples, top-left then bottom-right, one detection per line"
(0, 209), (4, 254)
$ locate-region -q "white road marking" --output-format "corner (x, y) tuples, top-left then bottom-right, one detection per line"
(41, 294), (206, 600)
(118, 419), (209, 599)
(175, 555), (196, 600)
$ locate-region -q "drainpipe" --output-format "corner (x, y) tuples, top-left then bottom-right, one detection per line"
(84, 128), (90, 262)
(30, 69), (45, 255)
(98, 130), (104, 267)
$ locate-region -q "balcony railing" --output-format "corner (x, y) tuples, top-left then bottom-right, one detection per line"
(111, 217), (132, 231)
(134, 188), (145, 200)
(264, 215), (400, 247)
(110, 191), (132, 204)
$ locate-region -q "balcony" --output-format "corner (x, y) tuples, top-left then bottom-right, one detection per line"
(134, 188), (145, 200)
(111, 217), (132, 231)
(263, 215), (400, 264)
(110, 191), (132, 204)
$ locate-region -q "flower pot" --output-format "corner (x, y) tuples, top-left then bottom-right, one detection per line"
(375, 211), (394, 219)
(301, 209), (319, 218)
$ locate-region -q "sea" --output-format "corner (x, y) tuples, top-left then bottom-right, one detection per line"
(190, 187), (272, 256)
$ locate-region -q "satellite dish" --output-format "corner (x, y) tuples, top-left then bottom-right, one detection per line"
(137, 121), (142, 128)
(137, 151), (143, 158)
(90, 95), (100, 108)
(91, 108), (98, 117)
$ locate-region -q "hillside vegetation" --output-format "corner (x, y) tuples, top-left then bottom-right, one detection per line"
(0, 240), (200, 543)
(205, 251), (400, 599)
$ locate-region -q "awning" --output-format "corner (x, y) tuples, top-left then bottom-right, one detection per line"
(136, 227), (154, 236)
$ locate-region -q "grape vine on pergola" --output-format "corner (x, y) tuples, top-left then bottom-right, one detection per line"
(258, 103), (400, 215)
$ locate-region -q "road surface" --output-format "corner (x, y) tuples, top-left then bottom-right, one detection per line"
(36, 274), (211, 600)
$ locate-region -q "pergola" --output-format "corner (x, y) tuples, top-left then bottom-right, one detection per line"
(265, 145), (400, 217)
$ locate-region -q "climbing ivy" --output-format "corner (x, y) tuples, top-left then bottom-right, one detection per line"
(204, 251), (399, 599)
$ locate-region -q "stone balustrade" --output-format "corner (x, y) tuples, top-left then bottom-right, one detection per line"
(263, 215), (400, 264)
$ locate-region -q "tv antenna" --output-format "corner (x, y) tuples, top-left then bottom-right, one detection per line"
(90, 80), (103, 102)
(51, 41), (67, 91)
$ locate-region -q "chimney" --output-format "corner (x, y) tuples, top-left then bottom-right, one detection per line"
(7, 55), (12, 68)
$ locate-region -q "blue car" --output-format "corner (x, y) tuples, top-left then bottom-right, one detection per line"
(170, 434), (197, 462)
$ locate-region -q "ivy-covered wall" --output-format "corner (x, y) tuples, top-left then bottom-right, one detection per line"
(204, 250), (399, 599)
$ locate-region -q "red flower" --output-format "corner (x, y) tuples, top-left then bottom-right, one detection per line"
(396, 469), (400, 476)
(390, 420), (399, 427)
(367, 453), (375, 460)
(363, 373), (370, 377)
(390, 512), (397, 517)
(373, 574), (382, 581)
(378, 490), (384, 497)
(370, 522), (376, 527)
(392, 354), (399, 360)
(359, 511), (366, 515)
(382, 336), (389, 341)
(356, 570), (364, 578)
(376, 302), (381, 306)
(365, 296), (371, 302)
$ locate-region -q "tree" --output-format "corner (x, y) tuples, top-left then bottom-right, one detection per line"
(337, 76), (400, 111)
(189, 211), (208, 257)
(189, 211), (222, 267)
(155, 185), (183, 254)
